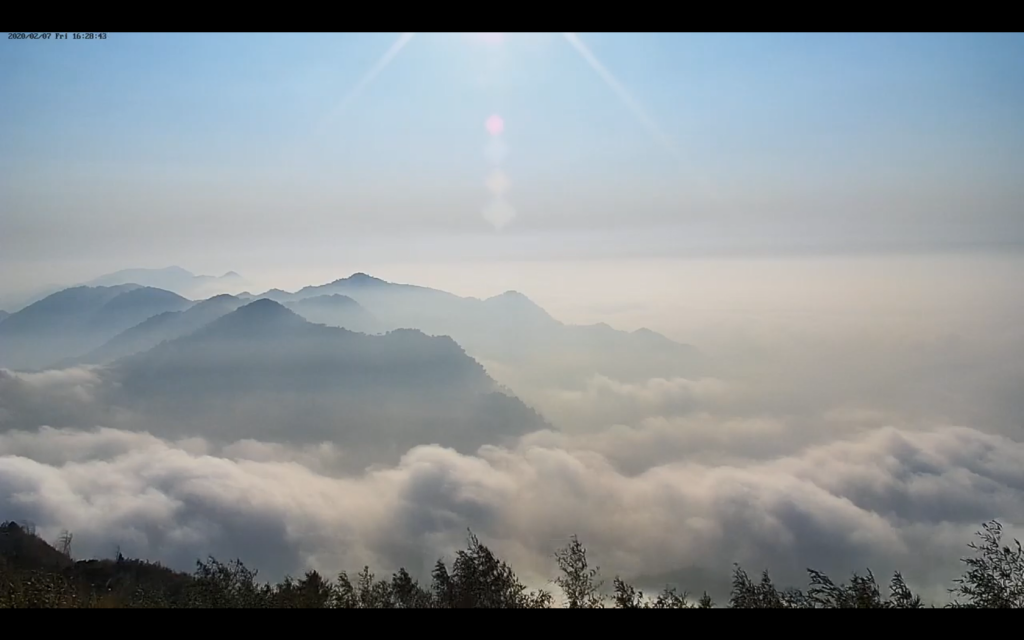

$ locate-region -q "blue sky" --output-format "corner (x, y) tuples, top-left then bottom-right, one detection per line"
(2, 32), (1024, 286)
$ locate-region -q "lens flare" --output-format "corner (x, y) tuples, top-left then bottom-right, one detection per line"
(482, 199), (516, 229)
(484, 138), (508, 164)
(485, 114), (504, 136)
(485, 169), (510, 195)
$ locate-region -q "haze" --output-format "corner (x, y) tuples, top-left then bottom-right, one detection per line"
(1, 32), (1023, 607)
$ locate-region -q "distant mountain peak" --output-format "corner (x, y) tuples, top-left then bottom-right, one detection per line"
(29, 284), (140, 311)
(630, 327), (690, 349)
(486, 290), (547, 310)
(480, 290), (558, 327)
(220, 271), (242, 279)
(239, 298), (294, 314)
(631, 327), (669, 341)
(197, 298), (307, 338)
(102, 286), (189, 308)
(339, 272), (386, 285)
(198, 293), (239, 304)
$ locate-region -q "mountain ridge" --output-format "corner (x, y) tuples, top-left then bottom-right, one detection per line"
(69, 293), (246, 366)
(98, 299), (549, 466)
(2, 272), (708, 384)
(0, 285), (192, 370)
(188, 272), (706, 382)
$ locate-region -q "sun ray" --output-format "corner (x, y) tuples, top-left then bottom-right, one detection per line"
(315, 32), (416, 135)
(561, 32), (680, 162)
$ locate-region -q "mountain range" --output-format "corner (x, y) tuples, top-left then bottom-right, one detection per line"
(241, 273), (709, 384)
(84, 266), (245, 296)
(1, 272), (707, 383)
(0, 267), (247, 313)
(64, 293), (247, 366)
(0, 270), (708, 468)
(104, 299), (547, 457)
(0, 297), (548, 468)
(0, 285), (193, 370)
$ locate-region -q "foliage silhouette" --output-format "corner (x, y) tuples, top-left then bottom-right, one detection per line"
(554, 535), (604, 608)
(949, 520), (1024, 608)
(0, 519), (1020, 608)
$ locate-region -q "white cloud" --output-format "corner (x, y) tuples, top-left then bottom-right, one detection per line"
(2, 423), (1022, 605)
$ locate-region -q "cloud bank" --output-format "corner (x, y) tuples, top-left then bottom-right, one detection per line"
(3, 420), (1022, 605)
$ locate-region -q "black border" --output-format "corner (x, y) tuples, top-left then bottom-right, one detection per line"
(9, 3), (1020, 32)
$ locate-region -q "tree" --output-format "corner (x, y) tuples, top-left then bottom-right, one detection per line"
(433, 529), (552, 608)
(391, 567), (432, 608)
(950, 520), (1024, 608)
(554, 535), (604, 608)
(356, 566), (394, 608)
(187, 557), (272, 608)
(697, 591), (714, 608)
(612, 576), (645, 608)
(730, 566), (801, 608)
(807, 568), (882, 608)
(295, 570), (335, 608)
(888, 571), (923, 608)
(430, 559), (455, 608)
(56, 530), (73, 559)
(333, 571), (358, 608)
(651, 586), (693, 608)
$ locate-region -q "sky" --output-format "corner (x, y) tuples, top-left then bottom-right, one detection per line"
(2, 32), (1024, 293)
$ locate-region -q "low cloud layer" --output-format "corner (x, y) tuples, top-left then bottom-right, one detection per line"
(3, 421), (1022, 605)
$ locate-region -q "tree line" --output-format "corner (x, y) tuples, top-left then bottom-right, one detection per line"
(1, 520), (1021, 608)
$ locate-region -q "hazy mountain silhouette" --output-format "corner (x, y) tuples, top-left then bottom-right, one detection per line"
(0, 285), (192, 370)
(83, 264), (243, 292)
(0, 274), (705, 463)
(98, 299), (548, 466)
(253, 273), (708, 383)
(253, 273), (451, 310)
(284, 295), (381, 334)
(67, 294), (246, 366)
(0, 282), (77, 313)
(482, 290), (559, 325)
(0, 268), (244, 313)
(0, 310), (8, 324)
(248, 288), (294, 303)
